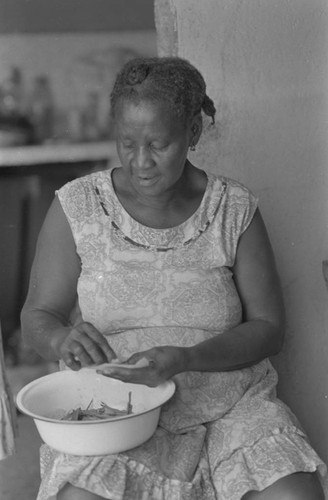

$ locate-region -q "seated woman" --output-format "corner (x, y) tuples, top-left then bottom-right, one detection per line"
(21, 56), (326, 500)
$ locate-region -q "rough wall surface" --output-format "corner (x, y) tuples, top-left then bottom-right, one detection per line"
(155, 0), (328, 466)
(154, 0), (178, 56)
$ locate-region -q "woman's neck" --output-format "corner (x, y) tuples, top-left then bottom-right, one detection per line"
(112, 164), (207, 229)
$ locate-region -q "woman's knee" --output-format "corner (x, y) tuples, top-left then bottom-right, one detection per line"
(57, 483), (106, 500)
(242, 471), (325, 500)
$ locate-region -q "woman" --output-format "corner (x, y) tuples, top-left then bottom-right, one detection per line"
(21, 57), (326, 500)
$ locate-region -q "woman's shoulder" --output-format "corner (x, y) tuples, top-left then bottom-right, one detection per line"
(57, 168), (112, 197)
(56, 168), (114, 222)
(206, 172), (259, 240)
(205, 171), (258, 213)
(208, 172), (257, 201)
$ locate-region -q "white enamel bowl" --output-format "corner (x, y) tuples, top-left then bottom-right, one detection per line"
(16, 369), (175, 456)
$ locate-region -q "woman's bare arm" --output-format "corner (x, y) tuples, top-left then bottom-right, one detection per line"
(21, 196), (115, 367)
(183, 208), (285, 372)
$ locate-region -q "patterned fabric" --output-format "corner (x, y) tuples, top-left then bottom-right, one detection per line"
(37, 168), (327, 500)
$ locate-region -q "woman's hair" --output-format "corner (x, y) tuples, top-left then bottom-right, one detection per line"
(110, 56), (216, 125)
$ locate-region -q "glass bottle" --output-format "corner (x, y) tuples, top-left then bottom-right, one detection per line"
(28, 75), (55, 144)
(81, 91), (101, 142)
(0, 66), (25, 118)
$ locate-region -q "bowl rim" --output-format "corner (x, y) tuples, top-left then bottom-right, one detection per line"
(15, 371), (176, 425)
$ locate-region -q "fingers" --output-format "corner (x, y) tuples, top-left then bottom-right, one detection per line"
(59, 322), (116, 369)
(125, 354), (149, 366)
(63, 352), (85, 371)
(62, 339), (94, 370)
(97, 359), (159, 387)
(96, 357), (151, 375)
(98, 347), (184, 385)
(81, 322), (116, 362)
(97, 366), (155, 385)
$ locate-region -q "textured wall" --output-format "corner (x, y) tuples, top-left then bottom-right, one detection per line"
(155, 0), (328, 466)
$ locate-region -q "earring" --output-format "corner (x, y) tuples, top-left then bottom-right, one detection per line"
(190, 144), (196, 151)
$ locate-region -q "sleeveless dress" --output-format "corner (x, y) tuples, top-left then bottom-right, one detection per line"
(37, 167), (326, 500)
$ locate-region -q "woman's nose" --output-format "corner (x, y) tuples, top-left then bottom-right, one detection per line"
(133, 147), (154, 170)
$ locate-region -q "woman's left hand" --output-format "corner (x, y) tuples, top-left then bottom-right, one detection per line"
(96, 346), (187, 387)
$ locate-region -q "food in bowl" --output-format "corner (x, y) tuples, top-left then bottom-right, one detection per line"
(15, 369), (175, 456)
(59, 393), (133, 421)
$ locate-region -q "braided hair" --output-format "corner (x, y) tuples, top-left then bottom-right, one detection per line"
(110, 57), (216, 125)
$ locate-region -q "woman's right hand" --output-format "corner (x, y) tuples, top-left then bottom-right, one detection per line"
(51, 321), (116, 370)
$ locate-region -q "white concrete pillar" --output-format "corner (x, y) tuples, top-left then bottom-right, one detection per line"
(155, 0), (328, 465)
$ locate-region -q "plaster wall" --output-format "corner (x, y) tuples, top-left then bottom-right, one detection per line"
(155, 0), (328, 465)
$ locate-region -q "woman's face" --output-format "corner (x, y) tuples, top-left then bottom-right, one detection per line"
(114, 99), (193, 198)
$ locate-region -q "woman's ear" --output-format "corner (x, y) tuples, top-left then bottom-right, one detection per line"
(189, 114), (203, 149)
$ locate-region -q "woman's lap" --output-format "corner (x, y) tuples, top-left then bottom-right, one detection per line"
(38, 367), (327, 500)
(57, 483), (106, 500)
(242, 472), (325, 500)
(38, 416), (326, 500)
(57, 471), (325, 500)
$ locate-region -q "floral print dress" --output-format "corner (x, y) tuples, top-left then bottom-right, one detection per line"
(38, 167), (327, 500)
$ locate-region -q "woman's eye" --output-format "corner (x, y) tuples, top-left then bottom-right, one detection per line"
(122, 142), (133, 149)
(150, 143), (167, 151)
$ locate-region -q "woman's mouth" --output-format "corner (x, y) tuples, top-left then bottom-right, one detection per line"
(137, 175), (158, 186)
